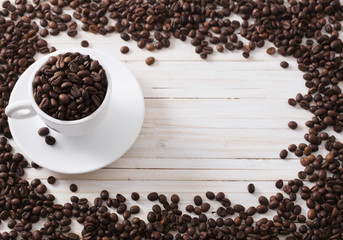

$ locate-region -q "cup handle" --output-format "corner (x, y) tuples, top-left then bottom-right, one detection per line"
(5, 100), (36, 119)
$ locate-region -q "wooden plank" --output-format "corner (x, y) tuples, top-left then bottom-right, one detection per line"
(107, 158), (302, 169)
(24, 168), (301, 181)
(124, 127), (306, 159)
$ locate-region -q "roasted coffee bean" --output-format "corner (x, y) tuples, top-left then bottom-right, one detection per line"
(145, 56), (155, 66)
(194, 195), (202, 206)
(120, 46), (129, 54)
(275, 179), (283, 189)
(81, 40), (89, 48)
(147, 192), (158, 201)
(69, 184), (78, 192)
(45, 136), (56, 145)
(38, 127), (49, 136)
(216, 192), (225, 201)
(100, 190), (109, 200)
(266, 47), (276, 55)
(279, 149), (288, 159)
(130, 205), (140, 214)
(288, 121), (298, 130)
(248, 183), (255, 193)
(131, 192), (139, 201)
(280, 61), (289, 69)
(47, 176), (56, 184)
(206, 191), (215, 200)
(36, 183), (47, 194)
(171, 194), (179, 203)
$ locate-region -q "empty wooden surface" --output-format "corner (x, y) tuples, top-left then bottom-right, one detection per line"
(5, 25), (327, 235)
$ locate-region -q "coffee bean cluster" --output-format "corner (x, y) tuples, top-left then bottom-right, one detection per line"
(33, 52), (108, 120)
(0, 0), (343, 239)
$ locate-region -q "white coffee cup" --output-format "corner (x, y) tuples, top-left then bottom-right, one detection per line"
(5, 48), (112, 136)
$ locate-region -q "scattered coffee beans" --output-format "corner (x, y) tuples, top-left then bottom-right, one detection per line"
(32, 52), (108, 120)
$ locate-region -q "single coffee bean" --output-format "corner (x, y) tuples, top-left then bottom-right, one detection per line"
(47, 176), (56, 184)
(194, 195), (202, 206)
(206, 191), (215, 200)
(266, 47), (276, 55)
(81, 40), (89, 47)
(131, 192), (140, 201)
(247, 183), (255, 193)
(69, 184), (78, 192)
(129, 205), (140, 214)
(45, 136), (56, 145)
(171, 194), (180, 203)
(120, 46), (129, 54)
(38, 127), (49, 136)
(100, 190), (109, 200)
(279, 149), (288, 159)
(275, 179), (283, 189)
(147, 192), (158, 201)
(145, 56), (155, 66)
(288, 121), (298, 129)
(36, 183), (47, 194)
(280, 61), (289, 68)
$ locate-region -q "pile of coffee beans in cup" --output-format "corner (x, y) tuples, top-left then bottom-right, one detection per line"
(0, 0), (343, 239)
(32, 52), (108, 120)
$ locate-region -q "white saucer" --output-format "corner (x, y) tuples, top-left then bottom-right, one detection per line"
(8, 50), (145, 174)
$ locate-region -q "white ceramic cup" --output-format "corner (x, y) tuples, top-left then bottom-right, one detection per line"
(5, 48), (112, 136)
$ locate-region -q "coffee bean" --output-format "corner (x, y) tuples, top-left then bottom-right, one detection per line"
(171, 194), (179, 203)
(288, 121), (298, 130)
(131, 192), (139, 201)
(36, 183), (47, 194)
(38, 127), (49, 136)
(248, 183), (255, 193)
(130, 205), (140, 214)
(146, 43), (155, 51)
(47, 176), (56, 184)
(266, 47), (276, 55)
(81, 40), (89, 48)
(275, 179), (283, 189)
(279, 149), (288, 159)
(201, 203), (210, 212)
(206, 191), (215, 200)
(147, 192), (158, 201)
(45, 136), (56, 145)
(215, 192), (225, 201)
(145, 56), (155, 66)
(100, 190), (109, 200)
(120, 46), (129, 54)
(69, 184), (78, 192)
(194, 195), (202, 206)
(280, 61), (289, 69)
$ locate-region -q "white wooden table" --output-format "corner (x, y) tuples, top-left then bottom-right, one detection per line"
(10, 28), (319, 234)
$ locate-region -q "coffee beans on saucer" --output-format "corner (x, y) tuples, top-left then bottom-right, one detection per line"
(32, 52), (108, 121)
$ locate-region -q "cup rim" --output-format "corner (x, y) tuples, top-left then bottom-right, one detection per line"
(28, 48), (112, 126)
